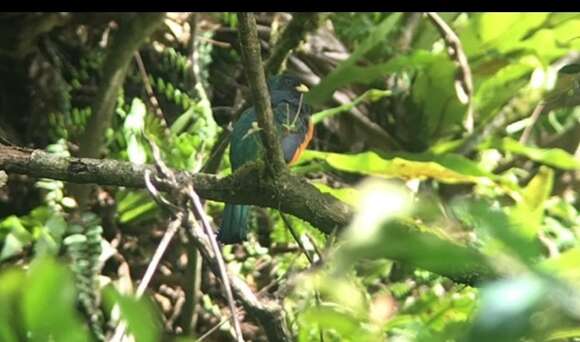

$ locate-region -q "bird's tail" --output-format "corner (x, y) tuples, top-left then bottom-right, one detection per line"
(218, 204), (249, 244)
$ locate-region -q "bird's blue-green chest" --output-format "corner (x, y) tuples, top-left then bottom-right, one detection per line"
(229, 100), (309, 170)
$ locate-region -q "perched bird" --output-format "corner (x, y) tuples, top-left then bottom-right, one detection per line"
(218, 75), (313, 244)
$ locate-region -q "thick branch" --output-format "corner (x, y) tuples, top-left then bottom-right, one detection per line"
(0, 145), (351, 234)
(237, 12), (286, 175)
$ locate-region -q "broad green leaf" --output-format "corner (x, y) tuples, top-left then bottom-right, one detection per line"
(306, 50), (437, 89)
(512, 19), (580, 62)
(474, 63), (532, 121)
(0, 268), (25, 342)
(479, 13), (549, 53)
(103, 286), (161, 342)
(22, 259), (90, 342)
(44, 214), (67, 241)
(313, 183), (361, 207)
(306, 13), (402, 105)
(451, 198), (542, 262)
(547, 327), (580, 341)
(507, 166), (554, 239)
(119, 200), (157, 224)
(478, 13), (523, 44)
(484, 137), (580, 170)
(170, 106), (195, 135)
(117, 191), (158, 225)
(1, 234), (26, 261)
(540, 247), (580, 284)
(336, 217), (492, 284)
(521, 166), (554, 211)
(410, 55), (467, 142)
(0, 216), (33, 261)
(302, 150), (497, 184)
(300, 305), (374, 341)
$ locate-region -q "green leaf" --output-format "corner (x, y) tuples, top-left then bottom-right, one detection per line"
(301, 307), (361, 338)
(409, 54), (467, 141)
(312, 183), (361, 207)
(302, 150), (498, 184)
(336, 217), (491, 284)
(474, 63), (532, 121)
(103, 286), (161, 342)
(478, 13), (549, 53)
(0, 268), (25, 342)
(540, 247), (580, 284)
(170, 107), (194, 135)
(507, 166), (554, 240)
(0, 216), (33, 261)
(306, 13), (402, 105)
(547, 327), (580, 341)
(451, 198), (542, 262)
(22, 258), (91, 342)
(484, 137), (580, 170)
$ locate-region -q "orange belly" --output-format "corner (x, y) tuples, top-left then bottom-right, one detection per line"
(289, 119), (314, 165)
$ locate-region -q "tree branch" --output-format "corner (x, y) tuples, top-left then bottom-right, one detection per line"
(0, 145), (351, 235)
(237, 12), (286, 176)
(265, 13), (323, 75)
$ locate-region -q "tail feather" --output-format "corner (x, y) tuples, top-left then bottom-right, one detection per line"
(218, 204), (250, 244)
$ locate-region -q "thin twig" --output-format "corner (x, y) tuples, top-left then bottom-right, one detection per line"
(279, 213), (325, 342)
(185, 184), (244, 342)
(110, 214), (184, 342)
(134, 51), (170, 134)
(238, 12), (286, 175)
(185, 214), (292, 341)
(426, 12), (474, 133)
(198, 255), (301, 342)
(280, 213), (314, 264)
(519, 102), (545, 145)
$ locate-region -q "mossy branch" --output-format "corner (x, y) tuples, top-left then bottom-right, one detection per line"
(237, 12), (287, 176)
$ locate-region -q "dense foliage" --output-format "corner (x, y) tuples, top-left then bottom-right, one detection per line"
(0, 12), (579, 342)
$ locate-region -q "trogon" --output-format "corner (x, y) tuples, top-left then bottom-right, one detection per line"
(218, 75), (313, 244)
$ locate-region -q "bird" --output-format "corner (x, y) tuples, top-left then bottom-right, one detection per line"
(218, 75), (313, 244)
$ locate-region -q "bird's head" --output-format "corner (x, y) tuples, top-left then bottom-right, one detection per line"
(267, 75), (312, 119)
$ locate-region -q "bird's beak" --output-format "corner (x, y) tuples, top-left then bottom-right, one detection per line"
(295, 83), (309, 93)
